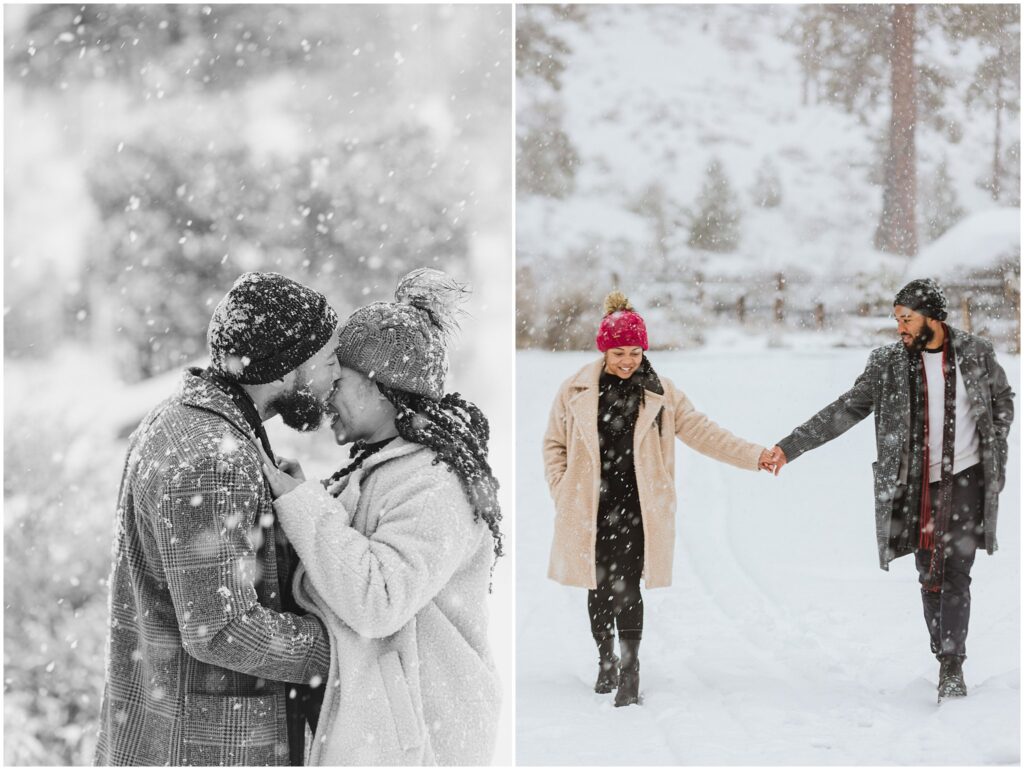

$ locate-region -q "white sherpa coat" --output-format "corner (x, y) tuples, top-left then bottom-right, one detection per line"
(273, 438), (500, 766)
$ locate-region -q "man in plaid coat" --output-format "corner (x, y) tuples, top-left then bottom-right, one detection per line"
(764, 279), (1014, 702)
(96, 273), (341, 765)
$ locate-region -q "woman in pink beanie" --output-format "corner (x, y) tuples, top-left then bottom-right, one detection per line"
(543, 291), (774, 706)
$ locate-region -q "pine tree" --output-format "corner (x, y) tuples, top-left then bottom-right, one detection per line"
(689, 158), (742, 253)
(922, 158), (966, 241)
(751, 158), (783, 208)
(516, 5), (583, 199)
(958, 5), (1021, 203)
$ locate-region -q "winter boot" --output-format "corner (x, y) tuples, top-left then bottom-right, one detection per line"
(937, 657), (967, 702)
(614, 639), (640, 707)
(593, 636), (619, 694)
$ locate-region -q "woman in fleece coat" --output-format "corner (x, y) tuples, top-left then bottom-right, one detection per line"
(260, 269), (503, 766)
(544, 291), (774, 707)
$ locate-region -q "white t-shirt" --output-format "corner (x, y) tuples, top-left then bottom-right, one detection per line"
(922, 348), (981, 483)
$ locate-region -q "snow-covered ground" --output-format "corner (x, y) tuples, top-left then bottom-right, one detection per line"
(516, 341), (1020, 765)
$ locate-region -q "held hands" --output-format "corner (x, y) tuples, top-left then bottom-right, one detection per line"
(758, 445), (787, 476)
(255, 442), (306, 499)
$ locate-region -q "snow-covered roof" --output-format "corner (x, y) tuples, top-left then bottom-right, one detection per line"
(907, 208), (1021, 278)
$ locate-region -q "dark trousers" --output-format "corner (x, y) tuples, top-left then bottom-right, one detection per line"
(914, 464), (985, 661)
(588, 501), (645, 641)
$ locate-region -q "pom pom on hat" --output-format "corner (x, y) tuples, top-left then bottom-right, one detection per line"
(604, 290), (634, 316)
(395, 267), (468, 340)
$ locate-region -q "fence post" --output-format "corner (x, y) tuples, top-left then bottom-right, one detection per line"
(774, 272), (785, 324)
(1005, 268), (1021, 354)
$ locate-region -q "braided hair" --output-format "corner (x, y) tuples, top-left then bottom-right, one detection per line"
(375, 382), (504, 567)
(324, 437), (397, 490)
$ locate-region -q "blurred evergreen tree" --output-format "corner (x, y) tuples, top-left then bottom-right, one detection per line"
(516, 5), (582, 198)
(922, 157), (966, 241)
(957, 5), (1021, 202)
(85, 121), (468, 382)
(688, 158), (742, 253)
(790, 4), (1020, 254)
(7, 5), (345, 96)
(751, 157), (783, 208)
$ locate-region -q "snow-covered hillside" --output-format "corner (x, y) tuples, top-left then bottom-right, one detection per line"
(517, 5), (1020, 339)
(516, 345), (1020, 765)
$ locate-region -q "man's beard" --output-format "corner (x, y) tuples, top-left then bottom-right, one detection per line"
(271, 386), (328, 432)
(903, 324), (935, 353)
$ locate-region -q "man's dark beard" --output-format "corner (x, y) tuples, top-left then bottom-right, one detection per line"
(272, 387), (327, 432)
(904, 324), (935, 353)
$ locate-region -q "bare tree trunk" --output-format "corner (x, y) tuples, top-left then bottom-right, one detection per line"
(992, 54), (1003, 202)
(874, 4), (918, 256)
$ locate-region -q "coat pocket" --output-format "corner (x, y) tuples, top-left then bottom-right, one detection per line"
(871, 460), (897, 504)
(182, 693), (282, 766)
(378, 649), (423, 753)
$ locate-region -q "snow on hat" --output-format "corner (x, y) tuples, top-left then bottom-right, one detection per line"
(335, 268), (467, 400)
(208, 271), (338, 384)
(596, 291), (649, 351)
(894, 278), (948, 321)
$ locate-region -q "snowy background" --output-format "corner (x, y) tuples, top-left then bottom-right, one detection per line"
(516, 4), (1021, 766)
(3, 6), (513, 765)
(516, 5), (1020, 352)
(516, 345), (1020, 765)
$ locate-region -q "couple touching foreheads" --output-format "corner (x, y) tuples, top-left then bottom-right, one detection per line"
(95, 269), (503, 766)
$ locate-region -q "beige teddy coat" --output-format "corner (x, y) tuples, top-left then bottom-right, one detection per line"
(543, 358), (765, 589)
(274, 438), (499, 766)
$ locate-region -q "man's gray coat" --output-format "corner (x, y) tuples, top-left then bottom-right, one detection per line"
(777, 328), (1014, 569)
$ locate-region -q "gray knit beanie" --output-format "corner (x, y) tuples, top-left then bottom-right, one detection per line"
(335, 268), (467, 400)
(208, 271), (338, 384)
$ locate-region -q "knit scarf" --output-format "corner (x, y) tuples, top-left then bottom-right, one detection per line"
(603, 356), (665, 434)
(909, 327), (958, 592)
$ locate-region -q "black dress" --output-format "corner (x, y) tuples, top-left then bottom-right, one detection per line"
(588, 369), (645, 641)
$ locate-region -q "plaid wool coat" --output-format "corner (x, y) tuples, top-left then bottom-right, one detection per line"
(777, 327), (1014, 569)
(95, 370), (331, 766)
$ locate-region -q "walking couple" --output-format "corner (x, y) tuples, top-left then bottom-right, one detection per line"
(544, 279), (1013, 707)
(95, 269), (503, 766)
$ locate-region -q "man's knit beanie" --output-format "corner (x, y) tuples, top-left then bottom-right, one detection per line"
(596, 291), (649, 351)
(336, 268), (467, 400)
(208, 271), (338, 384)
(894, 278), (948, 321)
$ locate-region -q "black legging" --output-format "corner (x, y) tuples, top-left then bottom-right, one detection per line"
(588, 498), (645, 641)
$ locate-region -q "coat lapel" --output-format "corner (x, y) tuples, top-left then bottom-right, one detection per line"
(568, 387), (599, 466)
(566, 360), (602, 467)
(634, 390), (665, 447)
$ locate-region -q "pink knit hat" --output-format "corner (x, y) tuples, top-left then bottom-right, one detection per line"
(595, 291), (648, 351)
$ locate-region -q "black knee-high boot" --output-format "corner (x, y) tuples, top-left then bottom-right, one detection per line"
(614, 638), (640, 707)
(593, 635), (619, 693)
